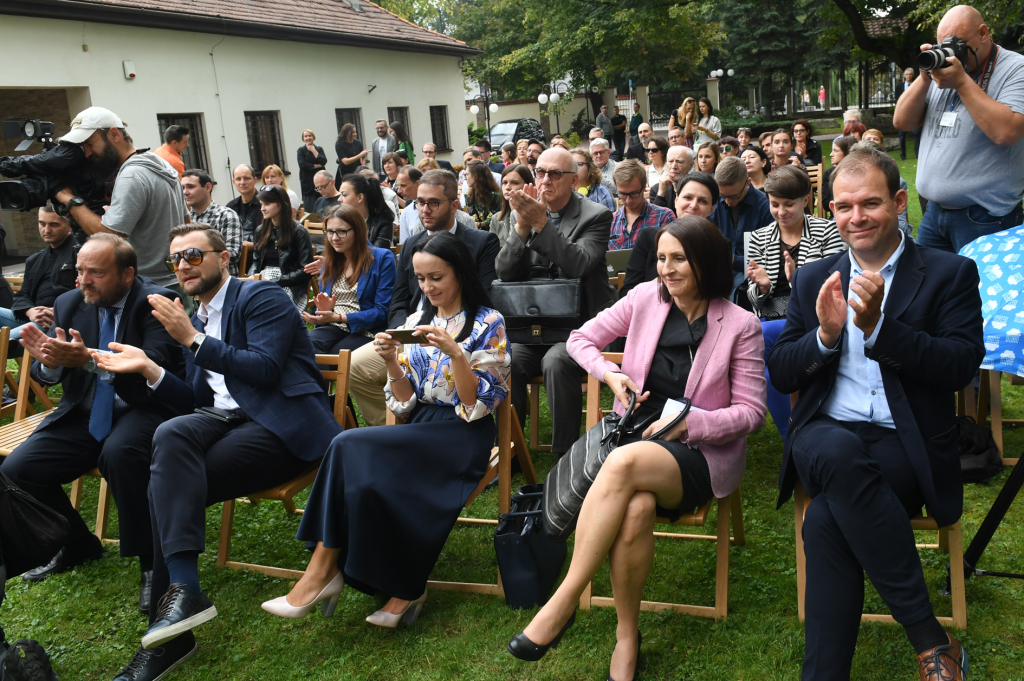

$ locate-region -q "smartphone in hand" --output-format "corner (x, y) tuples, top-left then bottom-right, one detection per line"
(385, 328), (433, 345)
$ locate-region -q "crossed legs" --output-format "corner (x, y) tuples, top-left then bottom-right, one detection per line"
(523, 441), (682, 680)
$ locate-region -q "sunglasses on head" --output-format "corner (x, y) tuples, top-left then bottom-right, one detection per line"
(165, 248), (221, 272)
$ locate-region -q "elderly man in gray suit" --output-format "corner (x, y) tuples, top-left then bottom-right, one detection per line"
(498, 147), (617, 455)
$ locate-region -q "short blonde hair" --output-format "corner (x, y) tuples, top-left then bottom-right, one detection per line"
(302, 129), (316, 141)
(417, 158), (440, 171)
(260, 164), (290, 191)
(864, 128), (885, 143)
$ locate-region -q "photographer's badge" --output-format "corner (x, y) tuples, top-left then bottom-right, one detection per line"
(940, 112), (958, 127)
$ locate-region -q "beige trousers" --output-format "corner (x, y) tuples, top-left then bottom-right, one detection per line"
(348, 341), (388, 426)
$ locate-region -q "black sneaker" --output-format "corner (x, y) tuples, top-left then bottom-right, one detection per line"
(141, 585), (216, 650)
(114, 631), (196, 681)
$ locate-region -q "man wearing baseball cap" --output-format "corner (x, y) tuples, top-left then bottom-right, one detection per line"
(55, 107), (188, 307)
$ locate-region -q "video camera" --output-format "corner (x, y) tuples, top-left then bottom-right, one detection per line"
(917, 36), (972, 72)
(0, 117), (109, 216)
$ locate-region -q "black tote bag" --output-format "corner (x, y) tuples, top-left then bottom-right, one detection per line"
(489, 266), (582, 345)
(494, 484), (567, 609)
(0, 472), (68, 578)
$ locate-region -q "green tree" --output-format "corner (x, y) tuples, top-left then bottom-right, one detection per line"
(910, 0), (1024, 46)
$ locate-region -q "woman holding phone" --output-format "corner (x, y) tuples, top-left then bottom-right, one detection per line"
(262, 231), (511, 629)
(301, 204), (396, 354)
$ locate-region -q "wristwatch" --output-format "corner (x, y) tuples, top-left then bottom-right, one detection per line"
(66, 196), (86, 209)
(190, 333), (206, 354)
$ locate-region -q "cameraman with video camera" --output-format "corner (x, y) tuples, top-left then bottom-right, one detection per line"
(51, 107), (188, 305)
(894, 4), (1024, 254)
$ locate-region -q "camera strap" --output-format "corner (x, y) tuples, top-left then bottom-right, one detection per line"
(950, 45), (999, 112)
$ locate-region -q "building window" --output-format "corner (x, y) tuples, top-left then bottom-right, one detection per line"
(155, 113), (209, 172)
(335, 108), (363, 142)
(243, 111), (285, 176)
(429, 106), (451, 152)
(386, 107), (410, 134)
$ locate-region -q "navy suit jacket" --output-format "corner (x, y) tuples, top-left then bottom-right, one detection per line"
(152, 278), (341, 462)
(767, 238), (984, 528)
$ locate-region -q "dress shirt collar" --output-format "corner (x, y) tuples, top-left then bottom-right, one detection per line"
(197, 276), (232, 323)
(849, 229), (906, 278)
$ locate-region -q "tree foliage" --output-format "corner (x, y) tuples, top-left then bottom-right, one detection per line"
(909, 0), (1024, 46)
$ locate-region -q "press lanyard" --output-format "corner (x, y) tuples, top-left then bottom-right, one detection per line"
(950, 45), (999, 112)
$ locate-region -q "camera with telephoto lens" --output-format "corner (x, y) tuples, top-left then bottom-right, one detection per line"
(917, 36), (971, 71)
(0, 117), (108, 216)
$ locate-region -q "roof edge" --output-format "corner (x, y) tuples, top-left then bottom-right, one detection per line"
(0, 0), (482, 57)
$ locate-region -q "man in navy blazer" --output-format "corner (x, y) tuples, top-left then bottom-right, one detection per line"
(97, 224), (341, 681)
(768, 148), (983, 681)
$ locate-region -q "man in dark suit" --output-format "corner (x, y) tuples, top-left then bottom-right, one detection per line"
(498, 147), (616, 455)
(348, 169), (500, 426)
(421, 142), (454, 172)
(0, 234), (185, 605)
(768, 148), (983, 681)
(96, 224), (341, 681)
(474, 139), (506, 174)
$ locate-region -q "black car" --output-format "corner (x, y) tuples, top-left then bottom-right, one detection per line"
(486, 118), (546, 150)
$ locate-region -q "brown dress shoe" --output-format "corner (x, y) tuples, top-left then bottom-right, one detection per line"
(917, 633), (968, 680)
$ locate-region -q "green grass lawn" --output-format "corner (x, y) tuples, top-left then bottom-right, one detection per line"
(2, 368), (1023, 680)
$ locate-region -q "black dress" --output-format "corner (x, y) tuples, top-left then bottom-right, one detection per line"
(297, 145), (328, 212)
(619, 306), (714, 521)
(335, 139), (365, 187)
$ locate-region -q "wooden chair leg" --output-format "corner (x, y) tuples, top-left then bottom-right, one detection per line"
(938, 526), (949, 553)
(95, 478), (112, 542)
(714, 495), (730, 621)
(795, 485), (807, 623)
(977, 369), (991, 427)
(69, 476), (85, 511)
(510, 405), (538, 484)
(528, 384), (540, 450)
(948, 521), (967, 630)
(217, 500), (235, 567)
(988, 370), (1004, 457)
(580, 581), (592, 611)
(730, 488), (745, 547)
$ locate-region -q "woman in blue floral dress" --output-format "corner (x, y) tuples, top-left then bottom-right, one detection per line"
(263, 232), (510, 629)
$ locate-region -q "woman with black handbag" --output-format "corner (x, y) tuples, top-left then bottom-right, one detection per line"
(507, 217), (766, 681)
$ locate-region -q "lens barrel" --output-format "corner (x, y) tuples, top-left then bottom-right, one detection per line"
(918, 47), (953, 71)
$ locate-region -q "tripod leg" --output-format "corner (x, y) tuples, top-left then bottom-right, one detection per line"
(962, 456), (1024, 577)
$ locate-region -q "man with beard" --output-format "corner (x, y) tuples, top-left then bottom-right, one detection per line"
(93, 224), (340, 681)
(0, 234), (185, 612)
(54, 107), (188, 310)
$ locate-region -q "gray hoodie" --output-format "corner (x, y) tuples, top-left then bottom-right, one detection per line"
(102, 151), (186, 288)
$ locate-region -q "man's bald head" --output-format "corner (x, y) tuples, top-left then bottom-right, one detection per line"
(535, 147), (577, 210)
(936, 5), (990, 72)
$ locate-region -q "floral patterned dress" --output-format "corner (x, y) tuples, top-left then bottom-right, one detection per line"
(296, 305), (512, 601)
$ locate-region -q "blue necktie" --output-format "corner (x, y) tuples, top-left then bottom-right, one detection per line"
(88, 307), (118, 442)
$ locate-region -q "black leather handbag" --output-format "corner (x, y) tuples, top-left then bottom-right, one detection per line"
(494, 484), (568, 609)
(542, 391), (692, 541)
(489, 266), (582, 345)
(0, 472), (68, 578)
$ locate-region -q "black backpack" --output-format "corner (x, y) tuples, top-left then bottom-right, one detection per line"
(957, 416), (1004, 483)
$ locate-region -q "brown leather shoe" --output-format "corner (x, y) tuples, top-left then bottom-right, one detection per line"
(917, 633), (968, 680)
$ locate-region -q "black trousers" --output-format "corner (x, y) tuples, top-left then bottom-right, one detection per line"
(147, 412), (309, 617)
(898, 128), (921, 160)
(509, 342), (586, 454)
(0, 407), (166, 561)
(791, 416), (934, 681)
(307, 326), (374, 355)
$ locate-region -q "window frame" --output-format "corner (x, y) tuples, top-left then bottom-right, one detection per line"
(155, 113), (209, 173)
(428, 105), (452, 153)
(243, 110), (287, 177)
(335, 108), (364, 143)
(386, 107), (410, 135)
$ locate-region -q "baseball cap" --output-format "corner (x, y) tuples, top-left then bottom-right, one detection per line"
(60, 107), (126, 144)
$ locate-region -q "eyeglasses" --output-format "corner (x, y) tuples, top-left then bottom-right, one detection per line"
(646, 148), (660, 154)
(326, 227), (354, 239)
(722, 145), (734, 152)
(414, 198), (450, 211)
(534, 168), (569, 180)
(576, 161), (587, 167)
(793, 128), (807, 133)
(618, 190), (644, 200)
(314, 184), (331, 192)
(165, 248), (221, 272)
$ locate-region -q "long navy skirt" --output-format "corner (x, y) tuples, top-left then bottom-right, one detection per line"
(296, 403), (495, 600)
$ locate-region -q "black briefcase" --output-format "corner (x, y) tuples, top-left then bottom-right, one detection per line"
(489, 267), (582, 345)
(0, 472), (68, 578)
(494, 484), (567, 609)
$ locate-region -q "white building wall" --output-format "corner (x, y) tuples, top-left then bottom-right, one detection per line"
(0, 14), (469, 208)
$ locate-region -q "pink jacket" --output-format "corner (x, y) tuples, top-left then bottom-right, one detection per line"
(567, 280), (766, 498)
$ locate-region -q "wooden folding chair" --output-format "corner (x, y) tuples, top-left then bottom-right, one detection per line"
(385, 386), (538, 596)
(216, 350), (357, 579)
(305, 222), (325, 241)
(6, 277), (23, 293)
(609, 273), (625, 291)
(578, 352), (745, 621)
(806, 163), (825, 218)
(238, 243), (251, 277)
(975, 369), (1020, 466)
(793, 482), (967, 629)
(527, 375), (591, 452)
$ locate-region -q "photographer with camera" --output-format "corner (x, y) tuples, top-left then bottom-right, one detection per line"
(894, 4), (1024, 254)
(51, 107), (188, 301)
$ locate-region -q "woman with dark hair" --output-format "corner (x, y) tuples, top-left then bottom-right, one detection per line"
(500, 142), (516, 166)
(744, 165), (844, 439)
(298, 130), (328, 212)
(769, 129), (803, 172)
(791, 119), (822, 166)
(736, 127), (753, 151)
(694, 97), (721, 146)
(263, 231), (511, 629)
(490, 164), (532, 243)
(335, 123), (368, 187)
(718, 135), (740, 157)
(301, 204), (397, 353)
(741, 146), (771, 191)
(822, 136), (857, 218)
(644, 136), (670, 188)
(623, 172), (719, 296)
(338, 173), (395, 249)
(381, 152), (402, 192)
(389, 121), (415, 165)
(572, 148), (615, 211)
(252, 184), (314, 309)
(464, 160), (502, 229)
(695, 141), (721, 174)
(507, 217), (765, 681)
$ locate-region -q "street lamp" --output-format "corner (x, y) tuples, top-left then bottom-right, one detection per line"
(538, 81), (571, 135)
(470, 84), (499, 142)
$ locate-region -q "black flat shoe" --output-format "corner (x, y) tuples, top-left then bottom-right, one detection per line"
(113, 631), (197, 680)
(507, 611), (576, 662)
(139, 570), (153, 614)
(141, 584), (217, 650)
(607, 630), (642, 681)
(21, 545), (104, 583)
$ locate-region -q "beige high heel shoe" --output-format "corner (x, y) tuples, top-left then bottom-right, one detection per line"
(261, 572), (344, 619)
(365, 590), (427, 629)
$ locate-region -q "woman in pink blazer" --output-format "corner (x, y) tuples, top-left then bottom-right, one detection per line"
(507, 217), (766, 681)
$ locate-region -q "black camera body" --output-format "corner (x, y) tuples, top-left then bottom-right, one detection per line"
(917, 36), (971, 71)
